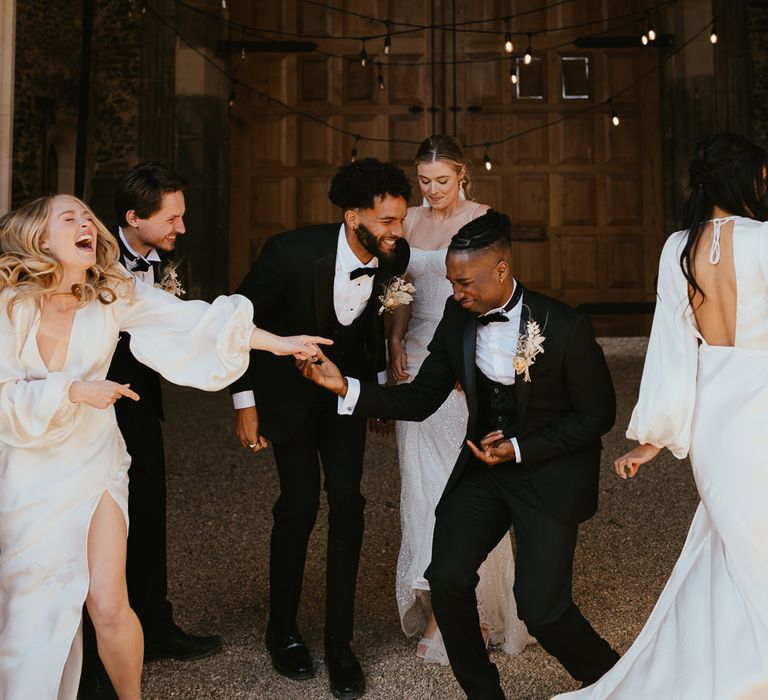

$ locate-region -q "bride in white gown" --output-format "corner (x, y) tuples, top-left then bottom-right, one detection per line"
(555, 133), (768, 699)
(388, 136), (531, 665)
(0, 195), (328, 700)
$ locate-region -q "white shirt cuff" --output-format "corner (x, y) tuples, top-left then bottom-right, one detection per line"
(510, 437), (522, 463)
(338, 377), (361, 415)
(377, 370), (388, 386)
(232, 390), (256, 410)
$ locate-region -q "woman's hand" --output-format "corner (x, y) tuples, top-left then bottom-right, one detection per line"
(275, 335), (334, 360)
(69, 380), (140, 409)
(250, 327), (333, 359)
(389, 338), (409, 381)
(614, 443), (661, 479)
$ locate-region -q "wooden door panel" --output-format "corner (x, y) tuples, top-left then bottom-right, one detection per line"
(229, 0), (664, 335)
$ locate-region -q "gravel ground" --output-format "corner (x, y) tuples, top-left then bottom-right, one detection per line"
(141, 337), (699, 700)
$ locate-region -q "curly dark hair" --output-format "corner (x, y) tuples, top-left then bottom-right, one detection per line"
(328, 158), (412, 210)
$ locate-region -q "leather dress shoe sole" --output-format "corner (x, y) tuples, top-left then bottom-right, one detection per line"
(266, 636), (315, 681)
(144, 633), (224, 662)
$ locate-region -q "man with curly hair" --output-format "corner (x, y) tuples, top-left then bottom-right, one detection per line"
(230, 158), (411, 699)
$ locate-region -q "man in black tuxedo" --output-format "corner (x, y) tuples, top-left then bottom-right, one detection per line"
(230, 158), (411, 699)
(79, 163), (222, 699)
(300, 210), (620, 699)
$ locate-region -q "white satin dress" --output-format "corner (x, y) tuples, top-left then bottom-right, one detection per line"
(554, 217), (768, 699)
(395, 247), (531, 663)
(0, 278), (255, 700)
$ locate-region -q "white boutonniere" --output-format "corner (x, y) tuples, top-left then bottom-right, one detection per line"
(513, 316), (545, 382)
(154, 262), (186, 297)
(378, 275), (416, 315)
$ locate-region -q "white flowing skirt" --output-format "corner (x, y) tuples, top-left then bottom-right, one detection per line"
(554, 344), (768, 699)
(0, 407), (130, 700)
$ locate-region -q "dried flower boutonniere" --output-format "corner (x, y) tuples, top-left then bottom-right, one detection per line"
(513, 317), (545, 382)
(154, 263), (186, 298)
(378, 276), (416, 315)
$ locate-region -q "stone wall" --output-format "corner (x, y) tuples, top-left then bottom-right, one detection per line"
(11, 0), (83, 206)
(749, 0), (768, 150)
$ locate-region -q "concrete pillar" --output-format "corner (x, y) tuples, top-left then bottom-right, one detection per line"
(0, 0), (15, 214)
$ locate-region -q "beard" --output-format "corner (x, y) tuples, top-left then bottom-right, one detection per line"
(354, 222), (395, 261)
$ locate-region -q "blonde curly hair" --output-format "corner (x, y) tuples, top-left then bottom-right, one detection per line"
(0, 195), (133, 318)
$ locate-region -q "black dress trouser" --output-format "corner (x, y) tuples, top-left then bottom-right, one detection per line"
(268, 395), (367, 642)
(426, 460), (619, 700)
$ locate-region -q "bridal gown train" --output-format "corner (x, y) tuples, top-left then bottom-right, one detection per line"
(395, 247), (531, 662)
(0, 278), (255, 700)
(555, 217), (768, 699)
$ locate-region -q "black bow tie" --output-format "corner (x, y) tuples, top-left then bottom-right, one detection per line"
(350, 267), (377, 280)
(478, 312), (509, 326)
(129, 257), (151, 272)
(477, 282), (522, 326)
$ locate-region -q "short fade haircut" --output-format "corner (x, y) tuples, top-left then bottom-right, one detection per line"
(114, 162), (187, 228)
(328, 158), (412, 211)
(449, 209), (512, 255)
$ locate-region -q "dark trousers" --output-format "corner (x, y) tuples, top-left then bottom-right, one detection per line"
(426, 461), (619, 700)
(82, 400), (173, 669)
(268, 398), (367, 642)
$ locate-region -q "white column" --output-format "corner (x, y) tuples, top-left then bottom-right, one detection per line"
(0, 0), (16, 214)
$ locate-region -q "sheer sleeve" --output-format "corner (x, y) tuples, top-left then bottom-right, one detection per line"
(627, 232), (699, 458)
(0, 302), (78, 447)
(116, 280), (255, 392)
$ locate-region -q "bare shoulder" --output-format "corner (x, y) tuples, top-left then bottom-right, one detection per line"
(469, 202), (491, 220)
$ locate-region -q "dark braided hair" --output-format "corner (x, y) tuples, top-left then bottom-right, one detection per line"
(680, 132), (768, 304)
(328, 158), (412, 210)
(449, 209), (512, 254)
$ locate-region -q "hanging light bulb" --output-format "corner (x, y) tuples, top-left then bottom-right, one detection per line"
(509, 65), (517, 85)
(384, 34), (391, 55)
(610, 104), (620, 127)
(504, 32), (513, 53)
(641, 32), (648, 46)
(351, 137), (360, 163)
(360, 40), (368, 67)
(140, 0), (147, 13)
(483, 145), (492, 171)
(228, 87), (236, 108)
(378, 68), (385, 90)
(221, 0), (227, 9)
(647, 24), (656, 41)
(710, 23), (718, 44)
(524, 34), (532, 65)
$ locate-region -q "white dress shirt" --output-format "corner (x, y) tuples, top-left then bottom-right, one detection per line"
(341, 283), (524, 462)
(233, 224), (384, 410)
(119, 227), (161, 285)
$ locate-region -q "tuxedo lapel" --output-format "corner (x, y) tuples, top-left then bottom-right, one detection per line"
(462, 314), (478, 421)
(313, 229), (339, 337)
(515, 291), (532, 425)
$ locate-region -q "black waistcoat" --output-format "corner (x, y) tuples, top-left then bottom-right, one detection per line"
(325, 308), (370, 378)
(476, 367), (518, 440)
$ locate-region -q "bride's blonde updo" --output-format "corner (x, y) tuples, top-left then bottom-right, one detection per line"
(0, 195), (132, 318)
(414, 134), (476, 200)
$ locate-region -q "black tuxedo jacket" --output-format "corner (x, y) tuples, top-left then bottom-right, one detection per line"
(107, 229), (164, 420)
(353, 287), (616, 524)
(230, 223), (409, 444)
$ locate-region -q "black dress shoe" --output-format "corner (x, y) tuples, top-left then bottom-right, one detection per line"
(324, 636), (365, 700)
(143, 623), (224, 662)
(265, 626), (315, 680)
(77, 664), (118, 700)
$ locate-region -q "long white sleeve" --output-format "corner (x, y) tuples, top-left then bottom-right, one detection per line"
(116, 280), (255, 392)
(0, 300), (79, 448)
(627, 232), (699, 458)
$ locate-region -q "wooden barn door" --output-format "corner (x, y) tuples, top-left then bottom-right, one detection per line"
(229, 0), (664, 335)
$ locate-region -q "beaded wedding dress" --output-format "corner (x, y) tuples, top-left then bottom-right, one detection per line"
(395, 246), (531, 664)
(0, 278), (254, 700)
(555, 217), (768, 698)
